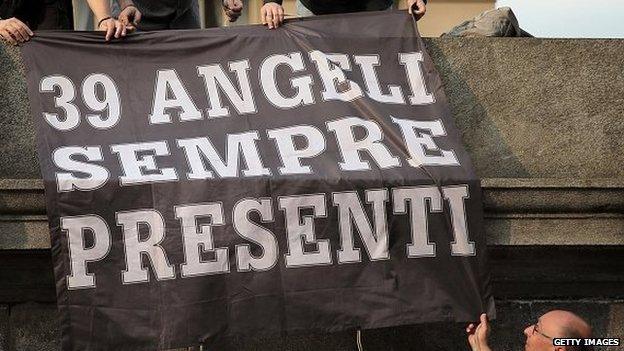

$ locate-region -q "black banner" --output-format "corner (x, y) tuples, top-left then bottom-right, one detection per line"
(21, 11), (494, 350)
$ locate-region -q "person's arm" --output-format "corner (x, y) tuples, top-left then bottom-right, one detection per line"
(407, 0), (427, 20)
(261, 0), (284, 29)
(466, 314), (493, 351)
(223, 0), (243, 22)
(117, 0), (142, 28)
(117, 0), (135, 8)
(86, 0), (129, 41)
(0, 17), (33, 45)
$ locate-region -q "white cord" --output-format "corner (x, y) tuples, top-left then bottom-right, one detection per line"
(356, 328), (363, 351)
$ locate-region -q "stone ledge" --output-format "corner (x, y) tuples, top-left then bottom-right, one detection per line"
(3, 178), (623, 213)
(487, 214), (624, 245)
(482, 178), (624, 188)
(2, 214), (621, 249)
(0, 215), (49, 250)
(1, 178), (623, 249)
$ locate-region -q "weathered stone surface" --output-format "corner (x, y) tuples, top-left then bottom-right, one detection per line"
(0, 216), (49, 250)
(487, 214), (624, 245)
(2, 178), (623, 249)
(0, 305), (8, 351)
(9, 303), (60, 351)
(482, 178), (624, 213)
(2, 212), (621, 250)
(5, 177), (624, 214)
(606, 303), (624, 346)
(0, 180), (44, 215)
(424, 38), (624, 179)
(0, 44), (37, 180)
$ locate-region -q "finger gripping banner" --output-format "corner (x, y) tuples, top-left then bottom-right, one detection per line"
(21, 10), (495, 350)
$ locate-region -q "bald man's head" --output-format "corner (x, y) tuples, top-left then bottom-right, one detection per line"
(547, 310), (593, 339)
(523, 310), (593, 351)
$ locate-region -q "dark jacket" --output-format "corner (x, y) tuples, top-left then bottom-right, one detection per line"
(265, 0), (391, 15)
(0, 0), (46, 28)
(264, 0), (425, 15)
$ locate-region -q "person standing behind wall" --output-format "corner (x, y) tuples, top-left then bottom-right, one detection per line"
(86, 0), (243, 41)
(260, 0), (427, 29)
(87, 0), (133, 41)
(114, 0), (203, 31)
(0, 0), (36, 45)
(113, 0), (243, 30)
(0, 0), (72, 45)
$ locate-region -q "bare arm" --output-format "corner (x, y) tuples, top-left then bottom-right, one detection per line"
(117, 0), (142, 27)
(86, 0), (131, 41)
(86, 0), (113, 23)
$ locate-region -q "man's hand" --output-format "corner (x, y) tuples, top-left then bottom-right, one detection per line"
(261, 2), (284, 29)
(223, 0), (243, 22)
(466, 313), (492, 351)
(0, 17), (34, 45)
(408, 0), (427, 21)
(98, 18), (130, 42)
(118, 4), (142, 29)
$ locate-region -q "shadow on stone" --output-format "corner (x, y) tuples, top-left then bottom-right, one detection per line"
(424, 38), (531, 179)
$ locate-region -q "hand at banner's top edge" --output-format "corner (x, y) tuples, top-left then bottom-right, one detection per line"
(0, 17), (34, 46)
(261, 2), (285, 29)
(408, 0), (427, 21)
(98, 17), (134, 42)
(223, 0), (244, 23)
(118, 2), (142, 28)
(466, 314), (493, 351)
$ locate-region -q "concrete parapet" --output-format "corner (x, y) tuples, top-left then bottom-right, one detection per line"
(426, 38), (624, 179)
(2, 178), (623, 250)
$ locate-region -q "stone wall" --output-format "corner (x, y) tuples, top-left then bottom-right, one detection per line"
(1, 38), (623, 350)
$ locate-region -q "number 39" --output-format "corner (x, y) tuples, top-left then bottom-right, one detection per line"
(39, 74), (121, 131)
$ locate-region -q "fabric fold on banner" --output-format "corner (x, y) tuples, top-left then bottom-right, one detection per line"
(21, 10), (495, 351)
